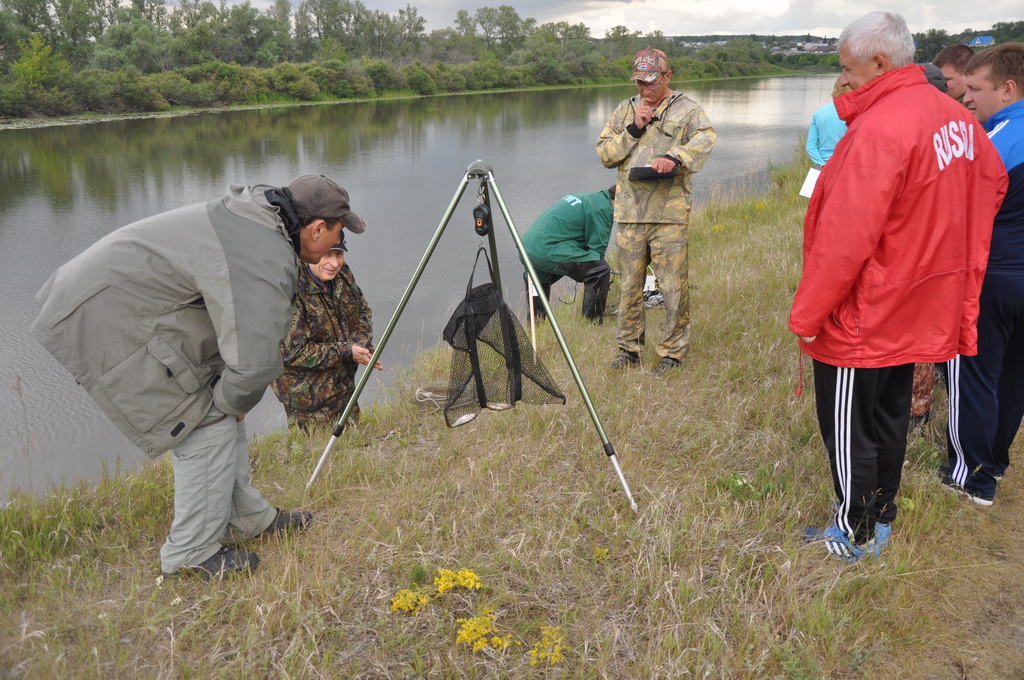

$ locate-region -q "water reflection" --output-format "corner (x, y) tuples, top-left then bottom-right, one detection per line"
(0, 74), (836, 498)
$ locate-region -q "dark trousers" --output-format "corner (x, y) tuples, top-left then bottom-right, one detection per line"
(530, 259), (611, 322)
(945, 272), (1024, 496)
(813, 360), (913, 544)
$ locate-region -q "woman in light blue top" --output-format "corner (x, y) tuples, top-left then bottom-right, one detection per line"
(806, 78), (851, 167)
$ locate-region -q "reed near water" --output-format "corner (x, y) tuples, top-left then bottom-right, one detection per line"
(1, 161), (1021, 679)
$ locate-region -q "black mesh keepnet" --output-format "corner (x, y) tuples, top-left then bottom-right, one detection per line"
(442, 247), (565, 427)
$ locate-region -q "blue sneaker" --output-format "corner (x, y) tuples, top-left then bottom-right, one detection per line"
(870, 523), (891, 557)
(803, 524), (871, 563)
(874, 523), (891, 548)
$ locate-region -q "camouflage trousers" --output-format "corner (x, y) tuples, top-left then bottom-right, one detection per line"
(285, 400), (361, 434)
(615, 222), (690, 360)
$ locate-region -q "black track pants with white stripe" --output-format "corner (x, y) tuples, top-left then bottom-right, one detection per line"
(945, 272), (1024, 496)
(812, 360), (913, 544)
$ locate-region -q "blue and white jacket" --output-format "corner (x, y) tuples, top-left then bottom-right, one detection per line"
(985, 99), (1024, 272)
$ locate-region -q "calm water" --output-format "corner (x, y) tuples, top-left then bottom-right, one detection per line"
(0, 74), (836, 498)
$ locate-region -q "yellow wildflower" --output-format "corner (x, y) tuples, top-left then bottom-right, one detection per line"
(528, 626), (564, 666)
(593, 547), (609, 562)
(490, 635), (512, 651)
(455, 610), (507, 653)
(755, 201), (767, 210)
(711, 224), (724, 231)
(390, 588), (432, 615)
(435, 568), (482, 594)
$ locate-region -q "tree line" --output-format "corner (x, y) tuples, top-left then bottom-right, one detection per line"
(1, 0), (1018, 119)
(0, 1), (790, 117)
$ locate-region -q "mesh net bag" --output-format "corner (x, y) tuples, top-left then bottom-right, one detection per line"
(442, 247), (565, 427)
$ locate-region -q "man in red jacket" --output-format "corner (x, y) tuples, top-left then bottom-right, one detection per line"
(789, 11), (1007, 562)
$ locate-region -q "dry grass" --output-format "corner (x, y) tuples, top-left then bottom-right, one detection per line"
(2, 162), (1023, 679)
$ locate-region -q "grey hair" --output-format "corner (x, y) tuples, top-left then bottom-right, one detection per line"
(839, 12), (915, 68)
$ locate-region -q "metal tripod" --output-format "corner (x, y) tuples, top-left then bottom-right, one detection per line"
(306, 160), (638, 511)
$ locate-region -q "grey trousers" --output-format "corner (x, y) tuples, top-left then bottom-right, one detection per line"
(159, 406), (278, 574)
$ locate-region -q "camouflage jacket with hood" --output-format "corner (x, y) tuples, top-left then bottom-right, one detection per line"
(596, 91), (716, 224)
(271, 263), (373, 416)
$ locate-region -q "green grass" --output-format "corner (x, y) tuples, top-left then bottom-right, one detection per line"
(2, 160), (1022, 678)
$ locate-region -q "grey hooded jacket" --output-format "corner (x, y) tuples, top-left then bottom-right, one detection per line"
(31, 184), (299, 457)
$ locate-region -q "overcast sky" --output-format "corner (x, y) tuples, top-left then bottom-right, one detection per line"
(355, 1), (1020, 39)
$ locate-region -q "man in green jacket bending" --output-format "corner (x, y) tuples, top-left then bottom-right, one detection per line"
(521, 187), (615, 322)
(31, 174), (365, 578)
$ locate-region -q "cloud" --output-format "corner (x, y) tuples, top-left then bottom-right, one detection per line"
(309, 0), (1018, 38)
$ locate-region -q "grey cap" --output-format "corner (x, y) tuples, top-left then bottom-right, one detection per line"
(287, 174), (366, 233)
(329, 231), (348, 252)
(919, 63), (948, 93)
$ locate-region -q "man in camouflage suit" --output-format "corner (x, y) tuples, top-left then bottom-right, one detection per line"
(597, 48), (716, 376)
(272, 235), (382, 431)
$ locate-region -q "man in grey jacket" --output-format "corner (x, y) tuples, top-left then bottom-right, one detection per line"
(31, 174), (365, 578)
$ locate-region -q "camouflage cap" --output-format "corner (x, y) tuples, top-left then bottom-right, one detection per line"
(630, 48), (670, 83)
(287, 174), (366, 233)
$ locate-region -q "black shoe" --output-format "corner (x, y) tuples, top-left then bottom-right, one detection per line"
(939, 470), (961, 493)
(651, 356), (683, 377)
(939, 472), (994, 507)
(163, 546), (259, 579)
(259, 508), (313, 538)
(609, 350), (640, 369)
(962, 486), (995, 506)
(530, 296), (548, 322)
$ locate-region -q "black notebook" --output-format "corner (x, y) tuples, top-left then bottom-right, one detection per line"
(628, 165), (675, 180)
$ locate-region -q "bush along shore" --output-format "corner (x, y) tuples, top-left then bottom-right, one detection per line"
(0, 32), (787, 119)
(2, 161), (1023, 678)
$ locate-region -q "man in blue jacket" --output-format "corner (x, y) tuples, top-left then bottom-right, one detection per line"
(944, 43), (1024, 506)
(521, 187), (615, 322)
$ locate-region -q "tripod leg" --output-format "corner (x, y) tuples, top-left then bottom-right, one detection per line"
(486, 173), (638, 511)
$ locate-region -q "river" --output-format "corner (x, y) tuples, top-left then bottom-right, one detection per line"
(0, 73), (836, 498)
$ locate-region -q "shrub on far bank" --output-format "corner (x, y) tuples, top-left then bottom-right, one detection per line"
(403, 61), (437, 95)
(269, 62), (320, 100)
(429, 63), (467, 92)
(0, 81), (29, 116)
(305, 60), (372, 99)
(7, 67), (168, 115)
(145, 70), (218, 107)
(180, 61), (251, 105)
(363, 58), (403, 91)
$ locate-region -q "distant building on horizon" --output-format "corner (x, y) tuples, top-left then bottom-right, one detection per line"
(966, 36), (996, 48)
(804, 42), (836, 53)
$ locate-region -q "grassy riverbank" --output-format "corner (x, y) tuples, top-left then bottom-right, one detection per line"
(2, 162), (1022, 678)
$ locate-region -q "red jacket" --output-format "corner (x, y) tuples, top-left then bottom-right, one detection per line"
(789, 65), (1008, 368)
